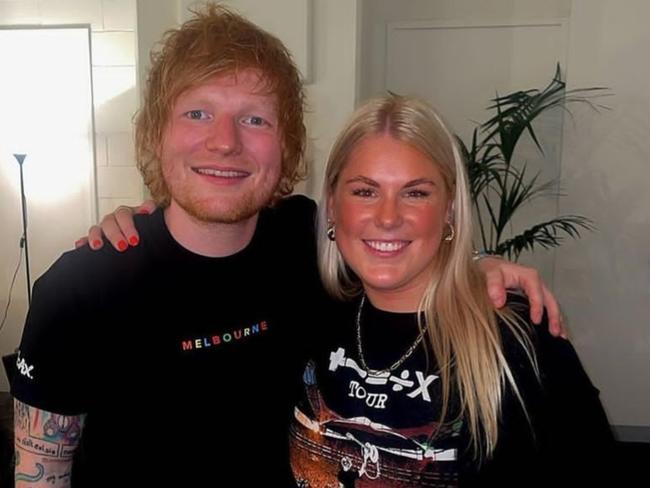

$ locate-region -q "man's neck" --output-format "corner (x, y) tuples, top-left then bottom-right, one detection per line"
(163, 202), (259, 257)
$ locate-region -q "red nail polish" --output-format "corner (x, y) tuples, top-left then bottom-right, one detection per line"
(117, 240), (127, 252)
(92, 240), (102, 249)
(129, 235), (139, 246)
(137, 208), (149, 214)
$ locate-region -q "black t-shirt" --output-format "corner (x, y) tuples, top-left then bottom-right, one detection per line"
(289, 294), (615, 487)
(12, 195), (321, 486)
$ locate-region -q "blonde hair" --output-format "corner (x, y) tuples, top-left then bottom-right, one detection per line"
(318, 95), (536, 459)
(136, 2), (306, 206)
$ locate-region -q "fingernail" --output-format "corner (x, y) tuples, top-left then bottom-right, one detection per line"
(92, 240), (102, 249)
(137, 208), (149, 214)
(129, 235), (139, 246)
(117, 240), (128, 252)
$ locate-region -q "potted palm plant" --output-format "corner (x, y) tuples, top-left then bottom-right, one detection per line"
(458, 64), (609, 260)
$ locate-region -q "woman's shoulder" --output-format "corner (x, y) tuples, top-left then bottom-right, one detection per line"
(501, 291), (573, 357)
(500, 291), (558, 348)
(498, 297), (614, 479)
(499, 291), (600, 396)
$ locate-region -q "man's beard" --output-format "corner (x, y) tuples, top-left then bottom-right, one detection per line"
(174, 190), (264, 224)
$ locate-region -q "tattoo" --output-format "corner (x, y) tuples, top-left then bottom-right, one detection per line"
(14, 400), (81, 487)
(57, 472), (71, 482)
(15, 463), (45, 483)
(14, 399), (84, 460)
(15, 464), (71, 486)
(42, 415), (82, 443)
(15, 400), (30, 431)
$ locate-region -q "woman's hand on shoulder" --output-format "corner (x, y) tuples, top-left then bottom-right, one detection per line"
(74, 200), (157, 252)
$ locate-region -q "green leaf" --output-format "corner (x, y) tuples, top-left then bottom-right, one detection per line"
(463, 63), (607, 258)
(494, 216), (595, 261)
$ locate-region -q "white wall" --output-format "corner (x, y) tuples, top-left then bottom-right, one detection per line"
(301, 0), (360, 198)
(0, 0), (142, 392)
(555, 0), (650, 438)
(359, 0), (650, 439)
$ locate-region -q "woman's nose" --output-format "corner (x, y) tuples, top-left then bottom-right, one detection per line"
(375, 197), (403, 229)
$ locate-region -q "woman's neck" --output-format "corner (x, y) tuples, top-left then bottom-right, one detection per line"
(364, 288), (422, 313)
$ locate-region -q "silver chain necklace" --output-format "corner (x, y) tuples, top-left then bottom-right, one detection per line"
(355, 295), (428, 376)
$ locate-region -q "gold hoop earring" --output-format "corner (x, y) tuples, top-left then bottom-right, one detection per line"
(326, 220), (336, 241)
(444, 222), (455, 242)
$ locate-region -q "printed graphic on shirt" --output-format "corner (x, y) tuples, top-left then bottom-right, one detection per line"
(329, 347), (439, 406)
(16, 350), (35, 380)
(290, 348), (462, 487)
(179, 320), (270, 352)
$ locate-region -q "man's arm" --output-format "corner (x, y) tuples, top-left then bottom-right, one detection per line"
(79, 203), (566, 336)
(14, 399), (85, 488)
(476, 256), (565, 337)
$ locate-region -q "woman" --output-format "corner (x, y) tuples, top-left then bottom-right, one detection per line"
(287, 95), (613, 487)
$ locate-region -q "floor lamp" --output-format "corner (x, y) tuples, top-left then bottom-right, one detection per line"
(14, 153), (31, 306)
(1, 154), (30, 383)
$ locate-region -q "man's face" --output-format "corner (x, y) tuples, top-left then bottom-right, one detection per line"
(160, 69), (283, 224)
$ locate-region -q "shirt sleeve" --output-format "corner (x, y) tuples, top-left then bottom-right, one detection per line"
(534, 324), (616, 481)
(508, 294), (616, 483)
(11, 250), (93, 416)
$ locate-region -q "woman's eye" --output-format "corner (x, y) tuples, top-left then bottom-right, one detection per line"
(351, 188), (375, 198)
(185, 110), (209, 120)
(405, 189), (430, 198)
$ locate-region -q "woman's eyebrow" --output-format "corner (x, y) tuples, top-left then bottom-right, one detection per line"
(404, 178), (436, 188)
(344, 175), (379, 186)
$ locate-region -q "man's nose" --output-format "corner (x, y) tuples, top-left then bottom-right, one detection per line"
(205, 115), (241, 154)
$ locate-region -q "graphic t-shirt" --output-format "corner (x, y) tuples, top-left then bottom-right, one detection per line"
(289, 295), (615, 487)
(12, 195), (321, 487)
(290, 298), (462, 487)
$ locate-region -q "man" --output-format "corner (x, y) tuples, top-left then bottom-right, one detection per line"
(12, 4), (560, 487)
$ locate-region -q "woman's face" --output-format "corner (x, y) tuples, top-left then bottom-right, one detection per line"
(328, 134), (453, 311)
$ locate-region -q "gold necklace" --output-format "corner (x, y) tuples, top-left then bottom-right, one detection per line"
(355, 295), (428, 376)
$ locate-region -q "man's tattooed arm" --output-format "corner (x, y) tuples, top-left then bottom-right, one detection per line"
(14, 399), (85, 488)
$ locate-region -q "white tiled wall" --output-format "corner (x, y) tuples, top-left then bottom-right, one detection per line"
(0, 0), (144, 214)
(92, 31), (136, 66)
(107, 132), (136, 166)
(97, 166), (142, 198)
(0, 1), (40, 24)
(101, 0), (136, 30)
(40, 0), (104, 29)
(95, 134), (109, 166)
(92, 66), (138, 132)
